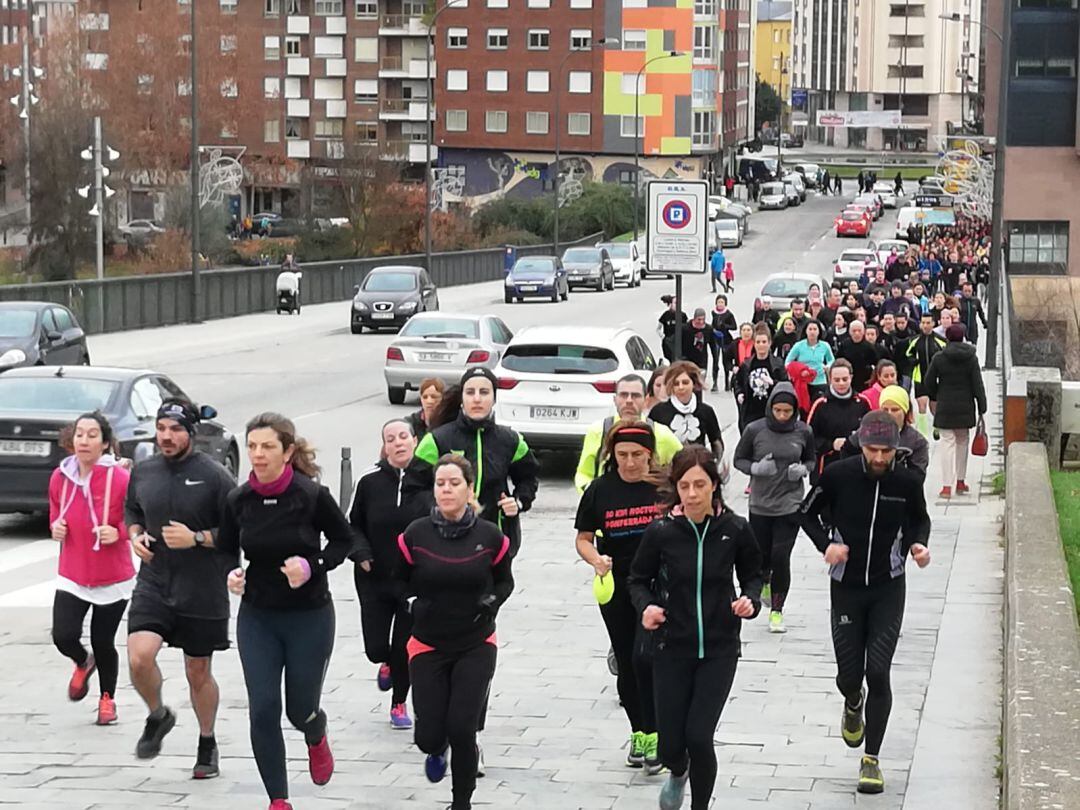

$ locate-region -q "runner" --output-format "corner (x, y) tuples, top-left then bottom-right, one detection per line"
(350, 419), (428, 729)
(733, 324), (788, 433)
(709, 295), (737, 392)
(628, 446), (762, 810)
(575, 423), (664, 772)
(906, 313), (946, 437)
(49, 411), (133, 726)
(862, 359), (899, 410)
(806, 360), (870, 483)
(395, 454), (514, 810)
(408, 378), (445, 441)
(785, 322), (835, 403)
(836, 320), (879, 391)
(645, 368), (669, 414)
(124, 398), (235, 776)
(218, 413), (362, 810)
(800, 411), (932, 795)
(648, 362), (723, 463)
(732, 383), (815, 634)
(842, 385), (930, 481)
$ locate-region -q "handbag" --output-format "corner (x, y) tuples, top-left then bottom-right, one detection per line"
(971, 416), (988, 457)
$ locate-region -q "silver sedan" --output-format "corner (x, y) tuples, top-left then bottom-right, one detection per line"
(383, 312), (513, 404)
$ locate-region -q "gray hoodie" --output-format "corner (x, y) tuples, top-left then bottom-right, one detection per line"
(733, 382), (816, 516)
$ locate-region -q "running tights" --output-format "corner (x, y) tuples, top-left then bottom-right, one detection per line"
(830, 577), (905, 757)
(357, 580), (411, 705)
(599, 578), (656, 734)
(52, 590), (127, 696)
(410, 641), (496, 810)
(237, 601), (335, 801)
(748, 512), (800, 613)
(654, 654), (738, 810)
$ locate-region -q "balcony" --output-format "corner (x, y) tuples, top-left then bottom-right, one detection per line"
(379, 97), (434, 121)
(287, 57), (310, 76)
(287, 140), (311, 159)
(287, 98), (311, 117)
(379, 14), (428, 36)
(382, 139), (436, 163)
(287, 15), (310, 35)
(378, 55), (435, 79)
(325, 58), (347, 77)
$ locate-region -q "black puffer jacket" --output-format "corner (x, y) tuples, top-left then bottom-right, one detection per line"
(925, 341), (986, 429)
(806, 390), (870, 481)
(348, 458), (429, 585)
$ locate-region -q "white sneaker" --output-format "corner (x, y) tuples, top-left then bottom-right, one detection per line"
(476, 741), (486, 778)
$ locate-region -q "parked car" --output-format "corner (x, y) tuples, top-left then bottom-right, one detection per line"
(833, 249), (879, 284)
(383, 312), (513, 405)
(868, 238), (911, 266)
(793, 163), (821, 188)
(783, 182), (802, 207)
(844, 203), (876, 228)
(351, 265), (439, 333)
(755, 272), (831, 311)
(493, 326), (658, 450)
(505, 256), (569, 303)
(709, 196), (752, 236)
(118, 219), (164, 239)
(0, 302), (90, 371)
(562, 246), (615, 292)
(782, 173), (807, 202)
(834, 210), (872, 239)
(714, 218), (742, 248)
(596, 242), (643, 287)
(0, 365), (238, 513)
(872, 182), (899, 209)
(758, 181), (789, 210)
(854, 193), (884, 220)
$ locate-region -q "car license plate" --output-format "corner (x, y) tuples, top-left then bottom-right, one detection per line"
(372, 313), (394, 320)
(0, 439), (50, 458)
(569, 275), (583, 281)
(530, 406), (579, 421)
(519, 285), (538, 292)
(418, 352), (452, 363)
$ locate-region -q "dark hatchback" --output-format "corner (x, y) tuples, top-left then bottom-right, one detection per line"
(504, 256), (569, 303)
(351, 265), (440, 333)
(0, 366), (239, 514)
(0, 302), (91, 370)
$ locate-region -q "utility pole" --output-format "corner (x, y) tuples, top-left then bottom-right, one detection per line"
(93, 116), (104, 331)
(190, 0), (202, 323)
(21, 33), (31, 231)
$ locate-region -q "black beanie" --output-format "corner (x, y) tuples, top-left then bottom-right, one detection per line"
(460, 366), (499, 399)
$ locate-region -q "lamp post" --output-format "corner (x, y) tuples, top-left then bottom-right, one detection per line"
(778, 63), (788, 170)
(189, 0), (201, 323)
(553, 36), (617, 255)
(78, 117), (118, 333)
(939, 11), (1007, 369)
(632, 51), (683, 243)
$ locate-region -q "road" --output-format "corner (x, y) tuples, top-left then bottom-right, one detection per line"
(0, 189), (1003, 810)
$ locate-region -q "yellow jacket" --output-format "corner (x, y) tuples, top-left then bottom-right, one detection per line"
(574, 415), (682, 493)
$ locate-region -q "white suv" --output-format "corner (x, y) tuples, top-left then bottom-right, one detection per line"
(493, 326), (659, 450)
(596, 242), (643, 287)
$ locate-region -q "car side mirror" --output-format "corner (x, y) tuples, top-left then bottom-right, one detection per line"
(46, 330), (62, 343)
(353, 284), (361, 294)
(199, 405), (218, 420)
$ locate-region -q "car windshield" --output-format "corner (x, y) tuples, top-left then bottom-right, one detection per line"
(363, 271), (417, 292)
(603, 245), (631, 258)
(400, 317), (479, 339)
(563, 248), (600, 263)
(842, 213), (863, 221)
(0, 309), (38, 338)
(763, 183), (784, 194)
(0, 377), (118, 413)
(502, 344), (619, 375)
(841, 251), (873, 261)
(512, 259), (555, 276)
(716, 220), (738, 231)
(762, 277), (815, 297)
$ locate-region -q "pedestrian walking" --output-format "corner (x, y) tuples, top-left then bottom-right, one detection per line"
(722, 261), (735, 294)
(628, 446), (763, 810)
(906, 313), (946, 437)
(733, 324), (789, 433)
(575, 422), (664, 772)
(837, 320), (879, 392)
(925, 324), (987, 498)
(124, 399), (236, 776)
(709, 247), (725, 293)
(394, 454), (514, 810)
(856, 170), (865, 194)
(894, 172), (904, 197)
(646, 368), (669, 415)
(218, 414), (362, 810)
(679, 308), (714, 372)
(956, 281), (988, 346)
(407, 378), (445, 442)
(49, 411), (133, 726)
(784, 322), (835, 403)
(709, 295), (737, 392)
(822, 169), (831, 194)
(658, 295), (688, 363)
(834, 175), (843, 196)
(800, 411), (932, 795)
(806, 360), (870, 483)
(648, 362), (724, 464)
(732, 383), (815, 634)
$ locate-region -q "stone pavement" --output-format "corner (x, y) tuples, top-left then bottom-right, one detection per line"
(0, 375), (1004, 810)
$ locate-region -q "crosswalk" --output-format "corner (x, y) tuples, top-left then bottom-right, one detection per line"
(0, 538), (63, 608)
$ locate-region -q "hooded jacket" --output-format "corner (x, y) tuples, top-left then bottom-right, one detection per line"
(733, 383), (816, 516)
(806, 389), (871, 480)
(349, 457), (429, 584)
(49, 456), (134, 588)
(733, 352), (788, 430)
(925, 341), (986, 429)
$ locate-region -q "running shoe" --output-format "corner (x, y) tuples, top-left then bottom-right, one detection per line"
(956, 480), (970, 494)
(938, 485), (952, 499)
(96, 693), (117, 726)
(711, 382), (719, 393)
(135, 707), (176, 759)
(768, 611), (786, 634)
(476, 741), (486, 777)
(760, 583), (772, 611)
(192, 737), (220, 780)
(857, 755), (885, 794)
(607, 645), (619, 676)
(626, 731), (645, 768)
(307, 735), (334, 785)
(425, 750), (448, 783)
(68, 654), (96, 702)
(842, 688), (866, 748)
(390, 703), (413, 730)
(643, 732), (664, 775)
(268, 801), (293, 810)
(658, 772), (689, 810)
(376, 663), (392, 692)
(933, 429), (940, 441)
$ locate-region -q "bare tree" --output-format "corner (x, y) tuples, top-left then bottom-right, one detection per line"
(333, 140), (410, 257)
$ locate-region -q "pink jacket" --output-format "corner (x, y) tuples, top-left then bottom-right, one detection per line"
(49, 457), (134, 588)
(864, 383), (884, 411)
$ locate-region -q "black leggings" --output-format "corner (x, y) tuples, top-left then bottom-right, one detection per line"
(748, 512), (800, 613)
(830, 577), (905, 757)
(654, 654), (738, 810)
(598, 576), (656, 734)
(410, 641), (496, 810)
(357, 579), (412, 705)
(51, 590), (127, 696)
(237, 601), (335, 801)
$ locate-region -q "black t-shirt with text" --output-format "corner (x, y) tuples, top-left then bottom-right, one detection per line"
(575, 473), (661, 574)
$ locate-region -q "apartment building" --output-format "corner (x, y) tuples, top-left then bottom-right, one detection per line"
(756, 0), (792, 94)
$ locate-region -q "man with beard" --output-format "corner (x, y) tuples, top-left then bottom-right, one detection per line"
(799, 411), (931, 797)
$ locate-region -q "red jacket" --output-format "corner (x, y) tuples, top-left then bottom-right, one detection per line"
(785, 360), (818, 415)
(49, 459), (134, 588)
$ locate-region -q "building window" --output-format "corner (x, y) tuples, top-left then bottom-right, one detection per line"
(264, 77), (281, 98)
(487, 28), (508, 49)
(265, 36), (281, 60)
(694, 0), (715, 12)
(570, 0), (592, 7)
(314, 36), (345, 57)
(285, 118), (302, 139)
(220, 35), (237, 53)
(286, 36), (301, 56)
(1008, 221), (1069, 275)
(354, 37), (377, 62)
(446, 69), (469, 90)
(692, 110), (715, 145)
(486, 110), (508, 132)
(620, 115), (644, 137)
(488, 0), (508, 6)
(220, 0), (238, 13)
(692, 69), (716, 105)
(526, 70), (549, 92)
(355, 122), (378, 142)
(284, 77), (302, 98)
(528, 0), (550, 6)
(567, 112), (591, 135)
(526, 111), (549, 134)
(887, 65), (924, 78)
(528, 29), (550, 49)
(221, 78), (238, 98)
(487, 70), (508, 91)
(888, 34), (925, 48)
(447, 27), (468, 48)
(315, 0), (344, 14)
(354, 0), (377, 17)
(354, 78), (378, 102)
(315, 119), (345, 139)
(314, 78), (345, 99)
(446, 109), (468, 131)
(620, 73), (640, 95)
(889, 3), (924, 15)
(693, 25), (714, 59)
(623, 29), (646, 51)
(264, 119), (280, 142)
(568, 70), (591, 93)
(265, 0), (281, 14)
(570, 29), (591, 50)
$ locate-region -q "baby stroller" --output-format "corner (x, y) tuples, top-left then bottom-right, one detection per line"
(276, 263), (302, 315)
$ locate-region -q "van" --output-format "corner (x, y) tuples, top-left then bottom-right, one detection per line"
(737, 156), (778, 183)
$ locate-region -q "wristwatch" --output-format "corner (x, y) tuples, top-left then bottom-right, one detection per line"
(194, 531), (206, 547)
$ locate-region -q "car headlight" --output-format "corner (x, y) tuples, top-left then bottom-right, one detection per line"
(353, 300), (368, 310)
(0, 348), (27, 369)
(504, 275), (514, 286)
(398, 301), (418, 312)
(546, 276), (556, 285)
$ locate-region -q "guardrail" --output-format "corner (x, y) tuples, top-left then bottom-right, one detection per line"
(0, 235), (603, 335)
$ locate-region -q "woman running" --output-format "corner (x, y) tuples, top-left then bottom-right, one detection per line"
(772, 316), (799, 359)
(49, 411), (134, 726)
(395, 454), (514, 810)
(732, 324), (788, 434)
(807, 359), (871, 484)
(408, 378), (445, 441)
(785, 322), (835, 403)
(708, 295), (737, 392)
(732, 383), (815, 634)
(575, 422), (664, 772)
(219, 413), (365, 810)
(862, 360), (899, 410)
(646, 368), (669, 414)
(648, 362), (723, 463)
(350, 418), (428, 729)
(629, 446), (762, 810)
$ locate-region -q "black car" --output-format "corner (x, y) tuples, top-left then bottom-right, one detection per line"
(351, 265), (440, 333)
(562, 246), (615, 292)
(0, 366), (239, 513)
(0, 302), (91, 370)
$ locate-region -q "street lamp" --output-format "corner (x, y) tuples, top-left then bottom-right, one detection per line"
(633, 51), (684, 243)
(553, 36), (618, 255)
(79, 116), (118, 333)
(939, 11), (1007, 370)
(189, 0), (202, 323)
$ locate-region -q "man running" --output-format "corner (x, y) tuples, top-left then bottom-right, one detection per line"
(799, 411), (931, 795)
(124, 399), (236, 777)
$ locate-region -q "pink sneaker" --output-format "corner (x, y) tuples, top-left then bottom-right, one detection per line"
(268, 801), (293, 810)
(307, 735), (334, 785)
(376, 663), (392, 692)
(390, 702), (413, 730)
